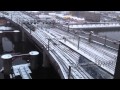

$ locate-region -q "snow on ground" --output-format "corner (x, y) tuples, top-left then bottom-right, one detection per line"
(67, 38), (116, 61)
(0, 11), (116, 79)
(59, 40), (115, 75)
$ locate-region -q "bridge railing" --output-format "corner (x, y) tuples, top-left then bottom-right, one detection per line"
(63, 23), (120, 28)
(0, 11), (116, 79)
(78, 23), (120, 27)
(61, 23), (120, 50)
(78, 30), (119, 50)
(55, 23), (119, 50)
(1, 11), (119, 50)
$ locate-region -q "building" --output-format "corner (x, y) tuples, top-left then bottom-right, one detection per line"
(70, 11), (101, 22)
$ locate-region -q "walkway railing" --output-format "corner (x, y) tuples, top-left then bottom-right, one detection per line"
(78, 30), (119, 50)
(54, 24), (120, 50)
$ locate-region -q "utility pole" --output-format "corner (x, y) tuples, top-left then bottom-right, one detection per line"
(89, 31), (93, 43)
(78, 37), (80, 49)
(104, 35), (107, 46)
(66, 22), (69, 32)
(48, 38), (51, 52)
(68, 23), (69, 32)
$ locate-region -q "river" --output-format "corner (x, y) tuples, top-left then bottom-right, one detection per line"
(0, 26), (60, 79)
(83, 28), (120, 41)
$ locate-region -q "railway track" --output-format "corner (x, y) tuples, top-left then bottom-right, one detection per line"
(0, 11), (116, 79)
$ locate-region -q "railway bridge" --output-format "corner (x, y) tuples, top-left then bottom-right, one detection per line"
(0, 11), (119, 79)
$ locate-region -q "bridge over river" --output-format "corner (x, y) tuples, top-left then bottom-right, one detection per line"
(0, 11), (119, 79)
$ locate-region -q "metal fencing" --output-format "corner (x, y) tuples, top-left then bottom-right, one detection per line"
(55, 24), (119, 50)
(79, 31), (119, 50)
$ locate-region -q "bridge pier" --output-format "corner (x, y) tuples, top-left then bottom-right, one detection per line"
(29, 51), (39, 70)
(13, 30), (20, 43)
(1, 54), (12, 76)
(68, 66), (71, 79)
(0, 31), (2, 45)
(21, 30), (26, 42)
(42, 50), (50, 68)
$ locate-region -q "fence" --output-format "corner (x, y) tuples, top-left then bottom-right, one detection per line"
(79, 30), (119, 50)
(55, 24), (119, 50)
